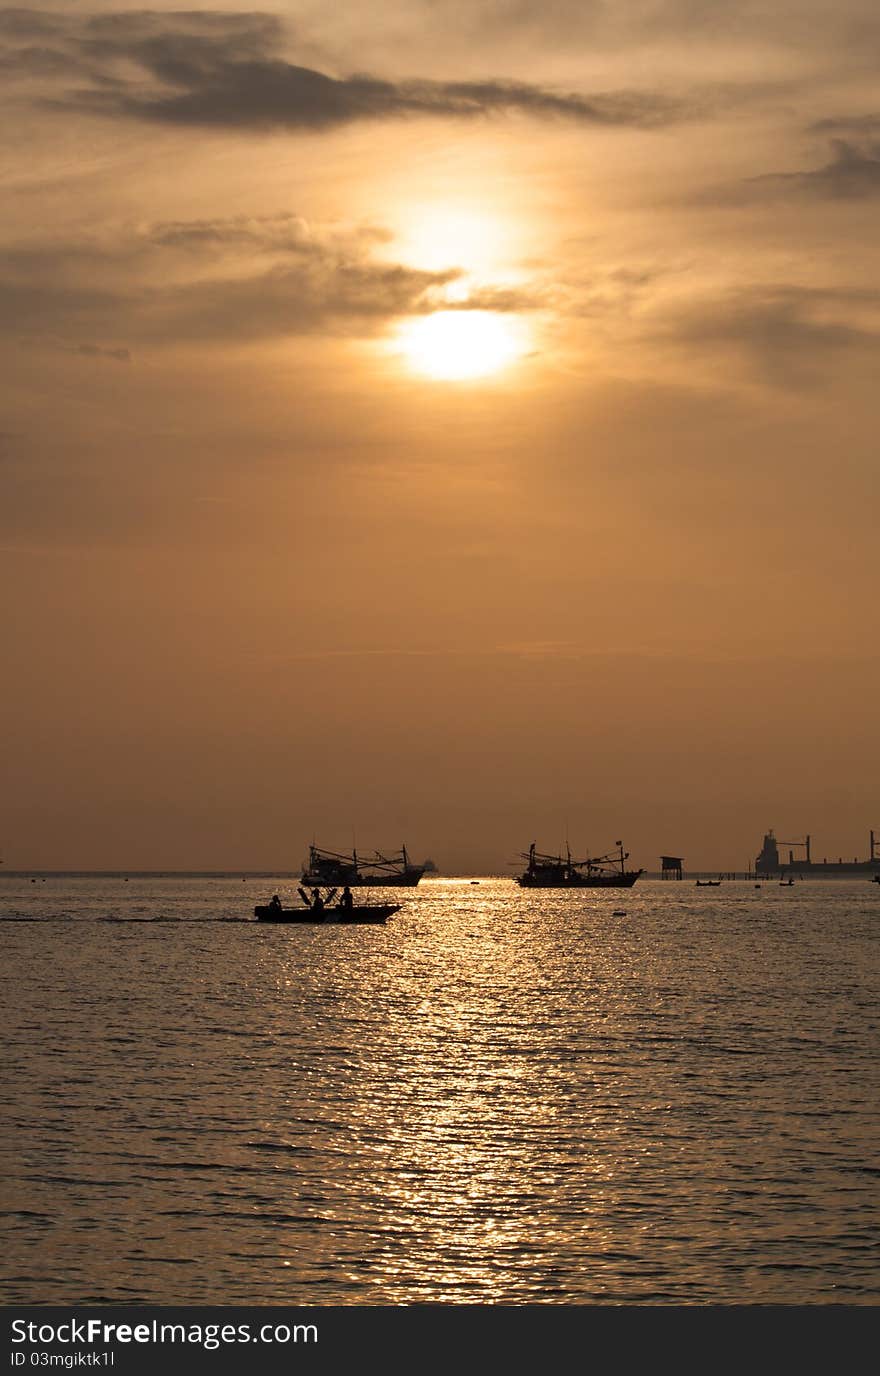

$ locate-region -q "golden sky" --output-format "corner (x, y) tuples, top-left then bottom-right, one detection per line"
(1, 2), (878, 870)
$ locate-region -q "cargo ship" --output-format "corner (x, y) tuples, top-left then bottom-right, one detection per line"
(755, 829), (880, 878)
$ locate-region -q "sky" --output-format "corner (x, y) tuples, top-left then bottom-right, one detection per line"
(1, 1), (878, 872)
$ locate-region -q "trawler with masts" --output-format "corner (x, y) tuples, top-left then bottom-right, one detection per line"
(301, 843), (426, 888)
(517, 840), (643, 889)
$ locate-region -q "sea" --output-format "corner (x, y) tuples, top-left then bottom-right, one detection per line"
(1, 874), (877, 1306)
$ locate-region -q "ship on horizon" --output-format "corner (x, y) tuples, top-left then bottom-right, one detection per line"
(755, 829), (880, 878)
(301, 844), (426, 888)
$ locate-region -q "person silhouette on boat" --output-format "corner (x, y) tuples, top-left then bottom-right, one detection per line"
(340, 885), (354, 912)
(269, 893), (282, 913)
(311, 888), (325, 912)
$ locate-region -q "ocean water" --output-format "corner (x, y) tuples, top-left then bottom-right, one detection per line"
(1, 874), (877, 1306)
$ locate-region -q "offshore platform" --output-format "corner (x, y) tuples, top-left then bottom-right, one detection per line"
(755, 829), (880, 877)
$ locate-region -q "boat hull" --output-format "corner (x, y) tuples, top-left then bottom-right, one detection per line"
(300, 872), (423, 887)
(255, 904), (400, 924)
(517, 870), (643, 889)
(783, 862), (878, 876)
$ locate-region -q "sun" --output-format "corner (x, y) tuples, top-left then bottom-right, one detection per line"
(397, 310), (527, 381)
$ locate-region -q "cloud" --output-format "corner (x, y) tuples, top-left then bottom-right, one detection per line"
(86, 73), (686, 133)
(689, 121), (880, 205)
(657, 285), (880, 387)
(145, 260), (459, 341)
(810, 112), (880, 136)
(147, 214), (316, 253)
(0, 215), (469, 350)
(752, 136), (880, 199)
(145, 213), (392, 259)
(441, 284), (546, 312)
(70, 342), (131, 362)
(1, 8), (691, 131)
(277, 0), (880, 69)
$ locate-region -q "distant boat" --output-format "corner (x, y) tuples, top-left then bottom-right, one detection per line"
(780, 878), (795, 886)
(695, 879), (721, 887)
(517, 840), (642, 889)
(255, 887), (400, 924)
(301, 844), (426, 888)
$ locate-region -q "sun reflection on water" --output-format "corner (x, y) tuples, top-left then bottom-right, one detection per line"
(3, 875), (877, 1303)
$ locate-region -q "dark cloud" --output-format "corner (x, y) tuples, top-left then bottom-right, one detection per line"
(810, 112), (880, 135)
(0, 216), (470, 350)
(145, 260), (459, 341)
(691, 125), (880, 205)
(1, 8), (690, 130)
(752, 137), (880, 199)
(659, 285), (880, 387)
(80, 71), (686, 132)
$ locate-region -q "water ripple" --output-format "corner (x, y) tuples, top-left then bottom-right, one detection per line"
(1, 875), (878, 1304)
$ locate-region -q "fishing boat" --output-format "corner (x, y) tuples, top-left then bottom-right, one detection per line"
(517, 840), (643, 889)
(301, 844), (426, 887)
(696, 879), (721, 887)
(255, 887), (401, 924)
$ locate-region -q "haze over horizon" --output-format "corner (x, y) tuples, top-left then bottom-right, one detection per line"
(2, 2), (877, 873)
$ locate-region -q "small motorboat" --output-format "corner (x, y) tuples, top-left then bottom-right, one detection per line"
(255, 904), (400, 924)
(255, 886), (401, 924)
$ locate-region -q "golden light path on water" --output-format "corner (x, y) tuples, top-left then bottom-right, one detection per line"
(1, 875), (878, 1304)
(253, 879), (641, 1300)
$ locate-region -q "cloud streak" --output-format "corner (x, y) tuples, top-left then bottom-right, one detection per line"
(752, 135), (880, 199)
(1, 8), (691, 131)
(0, 215), (474, 350)
(657, 285), (880, 387)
